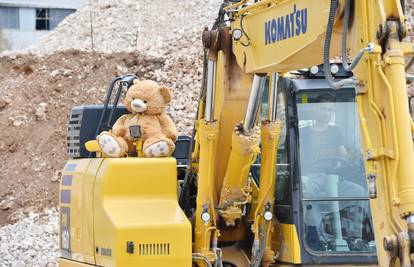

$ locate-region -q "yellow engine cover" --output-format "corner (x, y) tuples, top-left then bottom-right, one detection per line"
(59, 157), (192, 267)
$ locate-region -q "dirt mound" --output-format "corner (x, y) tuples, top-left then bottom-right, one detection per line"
(0, 46), (203, 226)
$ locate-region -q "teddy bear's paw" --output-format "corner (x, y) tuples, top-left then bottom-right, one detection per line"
(98, 133), (122, 157)
(144, 141), (170, 157)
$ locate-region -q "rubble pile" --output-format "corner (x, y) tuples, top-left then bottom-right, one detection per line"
(28, 0), (221, 55)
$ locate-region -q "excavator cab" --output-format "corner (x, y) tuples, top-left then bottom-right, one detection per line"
(251, 64), (377, 265)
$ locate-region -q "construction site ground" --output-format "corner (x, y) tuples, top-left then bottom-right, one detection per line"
(0, 0), (412, 266)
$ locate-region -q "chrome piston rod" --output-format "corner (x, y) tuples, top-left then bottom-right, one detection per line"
(242, 75), (266, 135)
(204, 60), (217, 122)
(268, 73), (279, 122)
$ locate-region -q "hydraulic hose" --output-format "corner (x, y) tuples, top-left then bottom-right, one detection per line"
(341, 0), (373, 72)
(324, 0), (355, 89)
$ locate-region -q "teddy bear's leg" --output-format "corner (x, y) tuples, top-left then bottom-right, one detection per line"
(143, 134), (175, 158)
(97, 131), (128, 157)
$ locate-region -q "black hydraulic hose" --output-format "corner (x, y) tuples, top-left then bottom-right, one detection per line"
(341, 0), (373, 72)
(324, 0), (355, 89)
(341, 0), (354, 71)
(212, 3), (226, 30)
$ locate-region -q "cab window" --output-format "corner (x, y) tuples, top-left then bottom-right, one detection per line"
(296, 89), (375, 254)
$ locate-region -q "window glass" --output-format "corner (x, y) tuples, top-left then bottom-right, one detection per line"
(296, 89), (375, 254)
(304, 200), (375, 253)
(273, 86), (290, 205)
(0, 7), (19, 29)
(36, 9), (50, 30)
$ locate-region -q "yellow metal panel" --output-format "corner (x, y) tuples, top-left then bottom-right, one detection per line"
(59, 258), (95, 267)
(348, 1), (413, 265)
(85, 140), (100, 153)
(93, 158), (191, 267)
(272, 223), (301, 264)
(60, 159), (99, 265)
(231, 0), (342, 73)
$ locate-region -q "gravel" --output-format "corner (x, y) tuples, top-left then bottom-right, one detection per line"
(0, 209), (59, 267)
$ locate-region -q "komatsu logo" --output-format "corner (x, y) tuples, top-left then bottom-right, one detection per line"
(265, 5), (308, 45)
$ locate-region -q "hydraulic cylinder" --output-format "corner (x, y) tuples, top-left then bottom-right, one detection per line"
(194, 120), (219, 263)
(218, 75), (264, 226)
(383, 27), (414, 221)
(218, 126), (260, 226)
(253, 120), (281, 267)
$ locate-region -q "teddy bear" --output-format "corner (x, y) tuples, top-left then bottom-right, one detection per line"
(96, 79), (178, 158)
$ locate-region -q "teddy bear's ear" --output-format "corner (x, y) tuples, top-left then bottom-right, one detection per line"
(159, 85), (172, 103)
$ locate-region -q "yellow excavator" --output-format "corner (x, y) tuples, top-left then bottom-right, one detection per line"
(59, 0), (414, 266)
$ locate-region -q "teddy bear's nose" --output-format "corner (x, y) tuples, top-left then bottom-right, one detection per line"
(131, 99), (147, 112)
(133, 100), (143, 107)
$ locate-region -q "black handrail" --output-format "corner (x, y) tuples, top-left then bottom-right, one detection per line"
(106, 75), (138, 129)
(94, 75), (138, 139)
(94, 76), (123, 139)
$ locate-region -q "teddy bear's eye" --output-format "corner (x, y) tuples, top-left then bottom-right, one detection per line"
(143, 100), (148, 104)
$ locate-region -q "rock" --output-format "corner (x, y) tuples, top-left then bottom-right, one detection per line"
(51, 170), (61, 182)
(0, 199), (13, 210)
(27, 249), (37, 257)
(12, 260), (26, 267)
(50, 70), (60, 78)
(0, 98), (10, 110)
(62, 69), (73, 77)
(35, 103), (47, 121)
(9, 117), (24, 127)
(182, 75), (193, 86)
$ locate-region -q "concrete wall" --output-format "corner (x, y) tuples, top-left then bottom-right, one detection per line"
(0, 28), (48, 50)
(0, 0), (86, 9)
(0, 1), (87, 51)
(19, 7), (35, 31)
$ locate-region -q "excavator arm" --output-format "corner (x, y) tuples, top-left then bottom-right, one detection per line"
(193, 0), (414, 266)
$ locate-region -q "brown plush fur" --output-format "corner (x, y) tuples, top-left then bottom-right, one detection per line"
(107, 79), (177, 157)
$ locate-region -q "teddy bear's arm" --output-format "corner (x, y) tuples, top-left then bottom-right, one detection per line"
(112, 114), (128, 137)
(158, 113), (178, 142)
